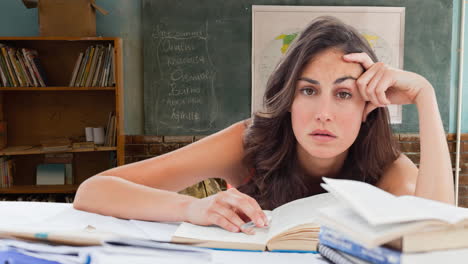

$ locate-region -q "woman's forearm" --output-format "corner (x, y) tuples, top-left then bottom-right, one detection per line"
(414, 82), (455, 204)
(73, 175), (197, 221)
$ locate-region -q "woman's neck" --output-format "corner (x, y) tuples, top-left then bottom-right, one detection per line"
(296, 146), (348, 180)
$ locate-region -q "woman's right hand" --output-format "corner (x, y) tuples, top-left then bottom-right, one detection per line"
(184, 188), (268, 234)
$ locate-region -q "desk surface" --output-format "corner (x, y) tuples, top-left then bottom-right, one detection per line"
(0, 201), (329, 264)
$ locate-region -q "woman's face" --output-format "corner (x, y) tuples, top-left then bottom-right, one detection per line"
(291, 48), (366, 160)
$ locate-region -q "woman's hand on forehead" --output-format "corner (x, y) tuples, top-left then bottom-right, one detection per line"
(342, 52), (428, 121)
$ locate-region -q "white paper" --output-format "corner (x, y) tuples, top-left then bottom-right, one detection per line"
(211, 250), (329, 264)
(130, 220), (179, 242)
(322, 177), (468, 225)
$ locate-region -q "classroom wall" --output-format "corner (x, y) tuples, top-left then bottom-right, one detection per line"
(0, 0), (464, 134)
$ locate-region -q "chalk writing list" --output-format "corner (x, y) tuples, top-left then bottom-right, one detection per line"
(152, 23), (218, 133)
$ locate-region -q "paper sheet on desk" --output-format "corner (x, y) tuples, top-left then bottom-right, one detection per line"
(130, 220), (179, 242)
(211, 250), (329, 264)
(0, 202), (71, 226)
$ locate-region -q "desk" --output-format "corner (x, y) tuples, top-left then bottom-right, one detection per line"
(0, 201), (329, 264)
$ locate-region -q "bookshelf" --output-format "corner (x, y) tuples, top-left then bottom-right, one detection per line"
(0, 37), (124, 196)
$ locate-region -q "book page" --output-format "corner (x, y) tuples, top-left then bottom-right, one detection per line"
(316, 203), (431, 248)
(322, 178), (468, 225)
(267, 193), (337, 240)
(173, 211), (272, 246)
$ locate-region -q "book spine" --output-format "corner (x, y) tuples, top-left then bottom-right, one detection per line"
(0, 51), (12, 87)
(81, 46), (95, 87)
(75, 47), (90, 87)
(2, 47), (18, 87)
(69, 52), (83, 87)
(86, 45), (100, 87)
(7, 48), (25, 87)
(16, 50), (32, 86)
(25, 49), (46, 87)
(92, 49), (104, 87)
(0, 56), (8, 86)
(21, 49), (39, 87)
(319, 226), (401, 264)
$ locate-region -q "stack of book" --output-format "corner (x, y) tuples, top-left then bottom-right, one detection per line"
(0, 157), (13, 188)
(40, 138), (72, 153)
(69, 44), (115, 87)
(104, 111), (117, 147)
(0, 44), (47, 87)
(316, 177), (468, 264)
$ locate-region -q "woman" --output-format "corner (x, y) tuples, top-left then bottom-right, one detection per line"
(74, 16), (454, 234)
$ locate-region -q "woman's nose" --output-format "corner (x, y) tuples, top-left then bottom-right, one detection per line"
(315, 98), (334, 122)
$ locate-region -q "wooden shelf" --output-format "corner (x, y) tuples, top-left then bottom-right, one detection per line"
(0, 87), (115, 91)
(0, 185), (78, 194)
(0, 37), (124, 197)
(0, 146), (117, 156)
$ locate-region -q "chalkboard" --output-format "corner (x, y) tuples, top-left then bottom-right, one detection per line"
(143, 0), (453, 135)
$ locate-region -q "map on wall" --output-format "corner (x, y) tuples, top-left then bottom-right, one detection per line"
(252, 6), (405, 124)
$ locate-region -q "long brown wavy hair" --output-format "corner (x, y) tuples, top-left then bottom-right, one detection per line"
(238, 16), (400, 210)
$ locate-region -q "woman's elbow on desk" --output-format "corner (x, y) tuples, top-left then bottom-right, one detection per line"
(73, 175), (112, 212)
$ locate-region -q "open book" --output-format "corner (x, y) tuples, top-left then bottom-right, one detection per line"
(317, 177), (468, 252)
(171, 193), (337, 251)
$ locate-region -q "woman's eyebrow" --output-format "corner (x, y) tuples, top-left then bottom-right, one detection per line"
(297, 76), (357, 85)
(334, 76), (357, 84)
(298, 77), (319, 85)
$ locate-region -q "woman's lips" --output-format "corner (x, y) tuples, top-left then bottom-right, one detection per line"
(310, 129), (337, 143)
(310, 134), (337, 142)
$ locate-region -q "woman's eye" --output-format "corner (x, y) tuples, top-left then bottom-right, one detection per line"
(337, 91), (352, 99)
(300, 88), (316, 96)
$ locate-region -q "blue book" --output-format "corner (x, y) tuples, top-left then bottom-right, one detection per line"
(0, 248), (61, 264)
(319, 226), (401, 264)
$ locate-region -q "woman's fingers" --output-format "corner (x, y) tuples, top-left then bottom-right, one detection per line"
(375, 71), (393, 105)
(225, 188), (267, 227)
(208, 212), (242, 233)
(343, 52), (374, 69)
(366, 65), (387, 106)
(355, 62), (384, 103)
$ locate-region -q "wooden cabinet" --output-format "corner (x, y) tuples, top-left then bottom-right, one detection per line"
(0, 37), (124, 195)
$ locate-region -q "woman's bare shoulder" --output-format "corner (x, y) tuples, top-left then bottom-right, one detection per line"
(376, 154), (418, 196)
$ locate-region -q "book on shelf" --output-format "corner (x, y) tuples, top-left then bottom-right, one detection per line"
(316, 177), (468, 253)
(0, 44), (47, 87)
(23, 48), (47, 87)
(69, 44), (115, 87)
(0, 45), (18, 87)
(104, 111), (116, 147)
(69, 52), (83, 87)
(85, 45), (101, 87)
(15, 49), (32, 87)
(92, 47), (105, 87)
(74, 47), (89, 87)
(0, 157), (14, 188)
(72, 141), (95, 150)
(0, 50), (11, 87)
(81, 46), (95, 87)
(171, 192), (337, 252)
(40, 137), (72, 153)
(21, 48), (39, 87)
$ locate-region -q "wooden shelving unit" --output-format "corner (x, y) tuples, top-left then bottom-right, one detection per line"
(0, 37), (124, 195)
